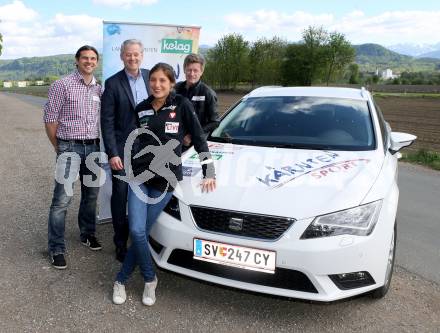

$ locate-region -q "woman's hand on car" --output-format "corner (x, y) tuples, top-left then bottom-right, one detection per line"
(200, 178), (216, 193)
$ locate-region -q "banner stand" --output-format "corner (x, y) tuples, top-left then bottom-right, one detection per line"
(97, 21), (201, 223)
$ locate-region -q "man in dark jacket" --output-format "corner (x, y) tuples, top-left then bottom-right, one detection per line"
(175, 53), (219, 147)
(101, 39), (150, 262)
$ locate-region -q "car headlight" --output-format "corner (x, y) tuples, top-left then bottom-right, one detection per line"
(163, 195), (181, 221)
(301, 200), (382, 239)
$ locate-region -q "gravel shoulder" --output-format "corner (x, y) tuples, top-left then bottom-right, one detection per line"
(0, 92), (439, 332)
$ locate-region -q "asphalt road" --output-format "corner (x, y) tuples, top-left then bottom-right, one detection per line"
(0, 92), (439, 332)
(397, 163), (440, 284)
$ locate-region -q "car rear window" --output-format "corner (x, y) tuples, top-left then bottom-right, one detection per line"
(210, 96), (376, 151)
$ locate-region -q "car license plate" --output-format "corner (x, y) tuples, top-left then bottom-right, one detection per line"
(193, 239), (276, 274)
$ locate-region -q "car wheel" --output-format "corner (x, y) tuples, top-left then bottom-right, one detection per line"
(370, 221), (396, 299)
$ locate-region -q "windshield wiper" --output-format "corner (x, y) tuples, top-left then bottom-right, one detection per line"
(208, 136), (234, 143)
(270, 143), (332, 149)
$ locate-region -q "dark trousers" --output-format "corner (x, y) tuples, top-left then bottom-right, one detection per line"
(111, 168), (129, 250)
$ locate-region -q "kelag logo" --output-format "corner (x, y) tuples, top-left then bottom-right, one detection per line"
(161, 39), (193, 54)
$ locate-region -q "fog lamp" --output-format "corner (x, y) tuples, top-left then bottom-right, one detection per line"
(329, 271), (375, 290)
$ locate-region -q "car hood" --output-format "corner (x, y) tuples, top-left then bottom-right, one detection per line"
(176, 142), (384, 219)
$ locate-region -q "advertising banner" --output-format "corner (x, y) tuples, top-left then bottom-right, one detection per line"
(98, 21), (201, 221)
(102, 21), (201, 82)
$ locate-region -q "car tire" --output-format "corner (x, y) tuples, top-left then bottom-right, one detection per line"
(370, 221), (397, 299)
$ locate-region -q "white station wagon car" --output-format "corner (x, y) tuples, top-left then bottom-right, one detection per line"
(150, 86), (416, 302)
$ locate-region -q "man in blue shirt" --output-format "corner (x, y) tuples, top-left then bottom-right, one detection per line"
(101, 39), (150, 262)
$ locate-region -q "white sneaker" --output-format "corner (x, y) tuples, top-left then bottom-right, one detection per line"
(142, 276), (158, 306)
(113, 281), (126, 305)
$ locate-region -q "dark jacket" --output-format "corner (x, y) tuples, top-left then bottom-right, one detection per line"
(131, 93), (215, 192)
(175, 80), (219, 133)
(101, 68), (151, 159)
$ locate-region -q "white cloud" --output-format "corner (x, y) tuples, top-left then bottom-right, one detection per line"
(51, 14), (102, 37)
(0, 0), (38, 22)
(2, 3), (440, 59)
(224, 10), (333, 39)
(222, 9), (440, 45)
(224, 13), (255, 30)
(92, 0), (157, 9)
(0, 1), (102, 58)
(346, 10), (364, 19)
(332, 10), (440, 45)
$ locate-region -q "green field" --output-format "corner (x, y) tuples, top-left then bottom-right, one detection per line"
(0, 85), (49, 97)
(4, 85), (440, 99)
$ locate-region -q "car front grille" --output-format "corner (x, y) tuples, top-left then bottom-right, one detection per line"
(190, 206), (295, 240)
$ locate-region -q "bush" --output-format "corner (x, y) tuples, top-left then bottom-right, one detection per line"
(401, 149), (440, 170)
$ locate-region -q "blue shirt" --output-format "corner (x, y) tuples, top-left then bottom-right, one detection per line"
(125, 69), (148, 106)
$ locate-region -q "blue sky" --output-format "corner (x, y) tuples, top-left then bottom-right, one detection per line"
(1, 0), (440, 58)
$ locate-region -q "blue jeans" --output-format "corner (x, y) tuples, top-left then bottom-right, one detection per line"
(116, 184), (172, 283)
(48, 139), (100, 255)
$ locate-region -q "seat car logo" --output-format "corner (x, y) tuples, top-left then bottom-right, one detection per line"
(161, 39), (193, 54)
(229, 217), (244, 231)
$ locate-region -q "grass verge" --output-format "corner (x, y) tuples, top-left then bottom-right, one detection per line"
(373, 92), (440, 98)
(400, 149), (440, 171)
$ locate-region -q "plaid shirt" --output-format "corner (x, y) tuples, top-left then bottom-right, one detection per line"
(43, 70), (102, 140)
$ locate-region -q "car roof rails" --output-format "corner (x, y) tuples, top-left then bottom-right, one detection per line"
(360, 86), (369, 99)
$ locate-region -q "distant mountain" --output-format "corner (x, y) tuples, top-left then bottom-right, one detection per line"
(354, 43), (440, 72)
(198, 45), (211, 58)
(1, 44), (439, 82)
(388, 42), (440, 57)
(417, 50), (440, 59)
(0, 54), (102, 81)
(354, 43), (412, 62)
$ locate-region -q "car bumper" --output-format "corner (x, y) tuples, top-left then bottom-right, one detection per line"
(150, 197), (397, 302)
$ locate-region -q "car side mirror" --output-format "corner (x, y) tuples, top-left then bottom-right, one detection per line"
(389, 132), (417, 154)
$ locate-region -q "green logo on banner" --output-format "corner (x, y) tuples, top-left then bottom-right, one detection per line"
(161, 39), (193, 54)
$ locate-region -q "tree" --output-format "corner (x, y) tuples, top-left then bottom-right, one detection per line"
(371, 74), (380, 84)
(281, 26), (355, 86)
(301, 26), (329, 85)
(0, 33), (3, 57)
(281, 26), (328, 86)
(323, 32), (355, 85)
(204, 34), (249, 90)
(391, 77), (401, 85)
(348, 63), (360, 84)
(281, 43), (310, 86)
(44, 75), (59, 84)
(248, 37), (287, 88)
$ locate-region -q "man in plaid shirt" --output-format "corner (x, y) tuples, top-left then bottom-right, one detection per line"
(44, 45), (103, 269)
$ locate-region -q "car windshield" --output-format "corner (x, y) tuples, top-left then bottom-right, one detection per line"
(210, 96), (376, 151)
